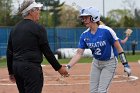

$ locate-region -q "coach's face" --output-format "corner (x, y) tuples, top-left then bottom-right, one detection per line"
(29, 7), (41, 22)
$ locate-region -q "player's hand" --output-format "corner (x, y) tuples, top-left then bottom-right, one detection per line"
(58, 66), (69, 77)
(9, 74), (16, 83)
(124, 64), (131, 77)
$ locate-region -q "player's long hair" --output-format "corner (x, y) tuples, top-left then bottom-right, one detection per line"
(97, 21), (105, 26)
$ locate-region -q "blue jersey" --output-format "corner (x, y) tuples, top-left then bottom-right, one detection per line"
(78, 25), (119, 61)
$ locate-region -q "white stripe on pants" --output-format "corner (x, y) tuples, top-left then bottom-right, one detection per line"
(90, 58), (118, 93)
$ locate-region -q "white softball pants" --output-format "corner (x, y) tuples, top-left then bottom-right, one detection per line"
(90, 57), (118, 93)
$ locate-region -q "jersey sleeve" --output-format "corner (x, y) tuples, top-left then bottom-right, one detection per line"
(78, 33), (88, 49)
(106, 28), (119, 45)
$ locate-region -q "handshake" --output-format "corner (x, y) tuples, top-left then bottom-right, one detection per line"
(58, 64), (71, 77)
(123, 63), (131, 77)
(65, 64), (71, 72)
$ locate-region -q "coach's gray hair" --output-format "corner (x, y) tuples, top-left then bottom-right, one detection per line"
(19, 0), (34, 17)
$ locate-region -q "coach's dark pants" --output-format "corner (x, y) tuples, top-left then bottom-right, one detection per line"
(13, 61), (44, 93)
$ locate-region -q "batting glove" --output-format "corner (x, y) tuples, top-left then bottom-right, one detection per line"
(124, 64), (131, 77)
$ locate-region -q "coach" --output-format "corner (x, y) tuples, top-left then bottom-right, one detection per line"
(6, 0), (68, 93)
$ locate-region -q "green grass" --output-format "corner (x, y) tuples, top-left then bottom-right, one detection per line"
(124, 54), (140, 62)
(1, 53), (140, 68)
(0, 58), (7, 68)
(42, 53), (140, 64)
(42, 57), (93, 64)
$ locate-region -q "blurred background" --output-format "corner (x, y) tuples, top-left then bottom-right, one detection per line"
(0, 0), (140, 57)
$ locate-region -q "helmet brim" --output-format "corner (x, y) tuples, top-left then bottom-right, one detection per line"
(79, 13), (91, 17)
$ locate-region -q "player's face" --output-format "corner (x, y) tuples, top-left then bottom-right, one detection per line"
(80, 16), (92, 27)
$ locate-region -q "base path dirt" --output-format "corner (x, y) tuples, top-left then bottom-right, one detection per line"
(0, 62), (140, 93)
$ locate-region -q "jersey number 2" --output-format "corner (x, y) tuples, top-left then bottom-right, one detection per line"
(95, 48), (101, 55)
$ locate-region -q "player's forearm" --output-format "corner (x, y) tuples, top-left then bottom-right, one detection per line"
(114, 41), (131, 76)
(114, 41), (128, 65)
(68, 48), (84, 67)
(114, 40), (124, 53)
(68, 53), (82, 67)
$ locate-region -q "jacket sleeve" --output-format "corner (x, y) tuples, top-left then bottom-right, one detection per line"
(38, 26), (62, 71)
(6, 32), (14, 75)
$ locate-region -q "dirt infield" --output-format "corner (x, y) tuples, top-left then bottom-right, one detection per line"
(0, 62), (140, 93)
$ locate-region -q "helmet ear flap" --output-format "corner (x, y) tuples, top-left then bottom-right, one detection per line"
(90, 16), (94, 22)
(90, 16), (99, 22)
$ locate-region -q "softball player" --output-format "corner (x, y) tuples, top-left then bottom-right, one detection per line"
(6, 1), (68, 93)
(66, 7), (131, 93)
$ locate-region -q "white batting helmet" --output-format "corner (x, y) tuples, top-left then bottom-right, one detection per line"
(79, 7), (100, 22)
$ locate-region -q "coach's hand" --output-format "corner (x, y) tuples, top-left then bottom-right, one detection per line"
(9, 74), (16, 83)
(58, 66), (69, 77)
(124, 64), (131, 77)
